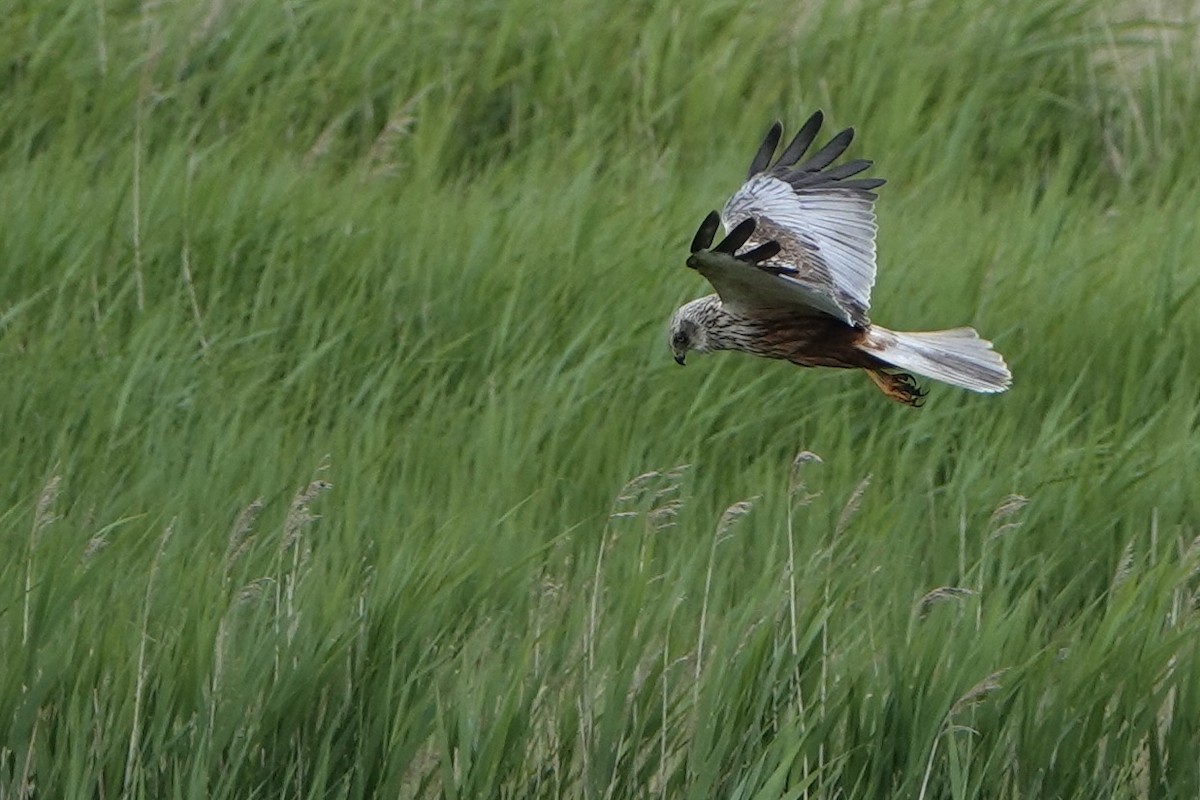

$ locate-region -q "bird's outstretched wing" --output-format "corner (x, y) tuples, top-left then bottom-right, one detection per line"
(689, 112), (885, 327)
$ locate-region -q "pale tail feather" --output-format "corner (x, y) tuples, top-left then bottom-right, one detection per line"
(861, 326), (1011, 393)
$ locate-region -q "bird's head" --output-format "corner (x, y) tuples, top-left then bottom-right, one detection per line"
(667, 299), (713, 365)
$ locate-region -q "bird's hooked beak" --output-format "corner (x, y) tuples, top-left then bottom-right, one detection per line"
(674, 354), (686, 366)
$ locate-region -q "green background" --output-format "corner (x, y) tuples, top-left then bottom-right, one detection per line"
(2, 0), (1199, 796)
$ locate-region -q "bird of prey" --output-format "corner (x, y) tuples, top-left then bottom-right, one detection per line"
(668, 112), (1011, 405)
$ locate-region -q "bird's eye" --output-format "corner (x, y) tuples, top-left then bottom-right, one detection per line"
(672, 332), (687, 347)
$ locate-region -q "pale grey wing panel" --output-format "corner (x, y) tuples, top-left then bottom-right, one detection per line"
(687, 248), (848, 321)
(721, 174), (879, 326)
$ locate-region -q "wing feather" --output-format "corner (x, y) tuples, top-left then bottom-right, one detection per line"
(773, 111), (824, 170)
(688, 248), (850, 322)
(818, 159), (873, 181)
(791, 127), (855, 173)
(702, 115), (884, 326)
(746, 121), (783, 179)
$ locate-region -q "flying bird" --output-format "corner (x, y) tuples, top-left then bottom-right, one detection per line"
(668, 112), (1011, 405)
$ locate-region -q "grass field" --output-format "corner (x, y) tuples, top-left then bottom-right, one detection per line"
(3, 0), (1200, 796)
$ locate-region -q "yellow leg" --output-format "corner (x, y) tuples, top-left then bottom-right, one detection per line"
(866, 369), (928, 407)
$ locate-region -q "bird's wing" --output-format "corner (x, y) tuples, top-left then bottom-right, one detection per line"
(698, 112), (885, 326)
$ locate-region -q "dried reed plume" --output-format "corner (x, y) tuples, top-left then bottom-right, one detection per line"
(915, 586), (977, 618)
(1111, 539), (1136, 590)
(949, 669), (1008, 717)
(987, 494), (1028, 541)
(280, 480), (333, 554)
(24, 474), (62, 646)
(697, 497), (757, 692)
(224, 497), (264, 577)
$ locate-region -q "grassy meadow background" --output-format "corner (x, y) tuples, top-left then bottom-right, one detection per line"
(3, 0), (1200, 796)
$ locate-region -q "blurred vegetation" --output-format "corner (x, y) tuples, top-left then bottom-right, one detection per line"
(1, 0), (1199, 796)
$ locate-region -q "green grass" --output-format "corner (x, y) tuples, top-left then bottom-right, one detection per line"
(3, 0), (1200, 796)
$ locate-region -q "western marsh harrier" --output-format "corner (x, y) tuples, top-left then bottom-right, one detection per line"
(668, 112), (1010, 405)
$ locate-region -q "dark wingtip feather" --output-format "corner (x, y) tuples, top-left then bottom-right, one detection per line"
(796, 127), (855, 173)
(713, 217), (757, 255)
(739, 240), (781, 264)
(818, 159), (872, 181)
(689, 210), (721, 254)
(775, 110), (824, 167)
(838, 177), (886, 191)
(747, 121), (783, 178)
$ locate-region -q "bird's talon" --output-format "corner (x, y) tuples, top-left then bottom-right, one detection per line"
(867, 370), (927, 407)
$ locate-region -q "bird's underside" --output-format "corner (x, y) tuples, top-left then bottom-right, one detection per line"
(701, 299), (930, 406)
(668, 112), (1011, 406)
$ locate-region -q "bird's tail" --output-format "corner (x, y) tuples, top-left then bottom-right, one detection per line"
(860, 326), (1011, 393)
